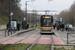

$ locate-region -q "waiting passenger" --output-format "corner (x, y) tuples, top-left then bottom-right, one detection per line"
(56, 24), (59, 30)
(26, 24), (29, 29)
(17, 23), (20, 31)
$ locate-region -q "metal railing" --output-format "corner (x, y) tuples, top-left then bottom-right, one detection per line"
(5, 28), (16, 37)
(67, 28), (75, 44)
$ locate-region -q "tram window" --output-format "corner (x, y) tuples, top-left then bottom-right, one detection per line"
(42, 19), (52, 26)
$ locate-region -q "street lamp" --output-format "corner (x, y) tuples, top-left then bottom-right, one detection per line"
(9, 0), (11, 29)
(25, 1), (29, 22)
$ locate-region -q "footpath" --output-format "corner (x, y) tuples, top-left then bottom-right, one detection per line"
(0, 28), (35, 39)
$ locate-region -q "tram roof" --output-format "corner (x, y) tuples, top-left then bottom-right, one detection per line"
(41, 15), (53, 16)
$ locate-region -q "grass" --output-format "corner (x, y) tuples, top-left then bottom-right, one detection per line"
(30, 44), (50, 50)
(29, 25), (40, 29)
(0, 14), (22, 25)
(54, 45), (75, 50)
(0, 28), (6, 31)
(34, 26), (40, 29)
(0, 44), (10, 49)
(0, 44), (75, 50)
(0, 14), (9, 25)
(4, 43), (31, 50)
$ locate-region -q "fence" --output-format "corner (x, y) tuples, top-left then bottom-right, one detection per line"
(67, 28), (75, 44)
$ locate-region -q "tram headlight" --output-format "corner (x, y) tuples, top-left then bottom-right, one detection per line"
(40, 27), (42, 29)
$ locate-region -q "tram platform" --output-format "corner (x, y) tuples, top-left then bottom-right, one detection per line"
(0, 28), (35, 39)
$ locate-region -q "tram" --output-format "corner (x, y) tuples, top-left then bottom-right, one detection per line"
(40, 15), (54, 34)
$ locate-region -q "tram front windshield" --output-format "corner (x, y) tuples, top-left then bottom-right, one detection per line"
(41, 18), (52, 27)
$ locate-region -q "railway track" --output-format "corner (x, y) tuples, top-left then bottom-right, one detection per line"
(0, 29), (37, 44)
(26, 34), (55, 50)
(51, 35), (54, 50)
(0, 29), (58, 50)
(27, 35), (41, 50)
(0, 29), (39, 50)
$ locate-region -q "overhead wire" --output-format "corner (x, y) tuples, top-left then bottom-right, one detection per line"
(27, 4), (35, 10)
(29, 0), (36, 10)
(29, 0), (37, 27)
(47, 0), (52, 14)
(46, 0), (50, 14)
(47, 0), (49, 10)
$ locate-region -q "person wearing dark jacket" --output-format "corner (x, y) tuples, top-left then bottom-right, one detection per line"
(27, 24), (29, 29)
(17, 23), (20, 31)
(56, 24), (59, 30)
(60, 24), (64, 31)
(65, 26), (68, 31)
(7, 23), (9, 30)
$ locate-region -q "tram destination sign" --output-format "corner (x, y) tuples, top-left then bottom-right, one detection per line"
(43, 16), (51, 18)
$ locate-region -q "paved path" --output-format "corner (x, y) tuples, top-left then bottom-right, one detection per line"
(0, 31), (5, 39)
(0, 29), (63, 45)
(53, 29), (75, 45)
(0, 29), (75, 45)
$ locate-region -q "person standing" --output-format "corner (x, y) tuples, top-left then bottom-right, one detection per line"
(65, 26), (68, 31)
(27, 24), (29, 29)
(7, 23), (9, 30)
(60, 23), (64, 31)
(17, 23), (20, 31)
(62, 24), (65, 31)
(56, 24), (59, 30)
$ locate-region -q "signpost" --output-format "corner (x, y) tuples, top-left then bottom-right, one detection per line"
(11, 11), (13, 20)
(24, 17), (26, 21)
(60, 17), (62, 22)
(11, 11), (13, 15)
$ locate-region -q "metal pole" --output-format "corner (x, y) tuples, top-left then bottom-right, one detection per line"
(8, 0), (11, 36)
(45, 11), (47, 14)
(5, 30), (6, 37)
(36, 13), (37, 27)
(31, 10), (34, 28)
(25, 1), (28, 22)
(33, 10), (34, 28)
(8, 29), (9, 36)
(9, 0), (11, 28)
(67, 33), (69, 44)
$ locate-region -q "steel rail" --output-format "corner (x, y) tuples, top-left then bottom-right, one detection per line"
(51, 35), (54, 50)
(0, 30), (38, 50)
(27, 35), (41, 50)
(0, 37), (15, 44)
(0, 29), (36, 44)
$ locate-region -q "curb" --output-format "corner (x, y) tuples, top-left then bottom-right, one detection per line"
(54, 32), (64, 45)
(6, 28), (36, 37)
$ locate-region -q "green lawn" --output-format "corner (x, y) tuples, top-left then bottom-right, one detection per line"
(0, 44), (10, 49)
(0, 44), (75, 50)
(4, 43), (31, 50)
(55, 45), (75, 50)
(0, 14), (9, 25)
(29, 26), (40, 29)
(30, 44), (50, 50)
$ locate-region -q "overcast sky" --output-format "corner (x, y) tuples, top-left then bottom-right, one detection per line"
(20, 0), (75, 15)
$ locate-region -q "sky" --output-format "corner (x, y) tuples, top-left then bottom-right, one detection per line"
(20, 0), (75, 15)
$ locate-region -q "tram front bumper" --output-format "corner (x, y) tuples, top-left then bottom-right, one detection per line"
(40, 30), (54, 34)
